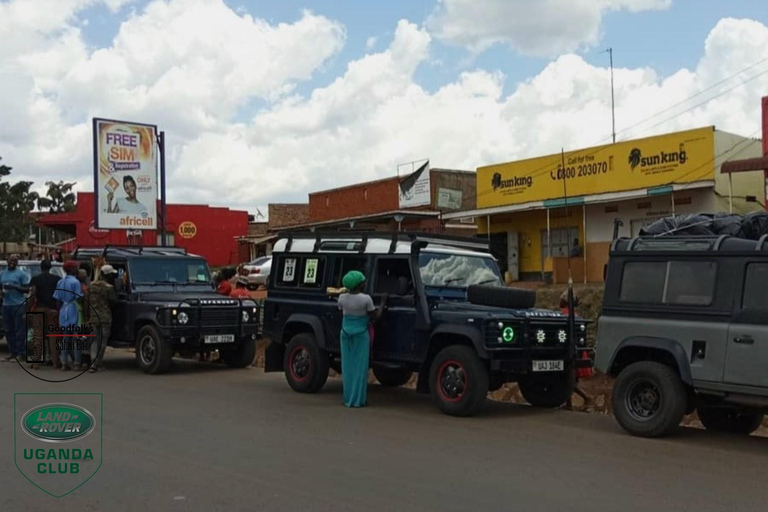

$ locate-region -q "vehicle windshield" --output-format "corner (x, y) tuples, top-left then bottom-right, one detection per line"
(0, 263), (65, 279)
(129, 258), (211, 285)
(249, 257), (271, 266)
(418, 252), (503, 288)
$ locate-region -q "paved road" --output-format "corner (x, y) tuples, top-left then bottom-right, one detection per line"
(1, 349), (766, 512)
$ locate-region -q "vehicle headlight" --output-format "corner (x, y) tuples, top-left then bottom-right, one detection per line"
(177, 311), (189, 325)
(491, 321), (516, 344)
(242, 310), (250, 323)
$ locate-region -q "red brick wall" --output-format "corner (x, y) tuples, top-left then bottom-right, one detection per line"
(268, 204), (309, 229)
(308, 169), (476, 223)
(309, 177), (400, 222)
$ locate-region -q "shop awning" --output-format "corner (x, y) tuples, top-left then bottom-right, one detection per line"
(237, 234), (277, 245)
(442, 180), (715, 220)
(721, 156), (768, 174)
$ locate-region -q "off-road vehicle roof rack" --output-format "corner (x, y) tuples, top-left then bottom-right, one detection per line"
(73, 245), (190, 259)
(275, 231), (491, 255)
(610, 235), (767, 254)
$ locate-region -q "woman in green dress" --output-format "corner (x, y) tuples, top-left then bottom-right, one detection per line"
(337, 271), (387, 408)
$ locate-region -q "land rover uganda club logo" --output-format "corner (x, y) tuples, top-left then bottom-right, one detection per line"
(15, 394), (103, 497)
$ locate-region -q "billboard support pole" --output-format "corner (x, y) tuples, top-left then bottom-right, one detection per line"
(159, 131), (167, 247)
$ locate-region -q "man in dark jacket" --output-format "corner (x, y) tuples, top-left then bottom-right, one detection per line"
(29, 259), (62, 368)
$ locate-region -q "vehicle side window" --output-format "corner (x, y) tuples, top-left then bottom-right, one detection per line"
(664, 261), (716, 305)
(374, 258), (413, 296)
(742, 263), (768, 310)
(620, 260), (716, 306)
(620, 262), (666, 303)
(332, 257), (367, 288)
(299, 257), (325, 288)
(275, 256), (300, 287)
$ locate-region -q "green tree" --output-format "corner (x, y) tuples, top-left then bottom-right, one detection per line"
(37, 180), (76, 213)
(0, 157), (39, 243)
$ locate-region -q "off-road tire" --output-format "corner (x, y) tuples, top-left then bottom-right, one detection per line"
(136, 325), (174, 375)
(519, 371), (575, 408)
(697, 406), (764, 435)
(284, 333), (330, 393)
(429, 345), (489, 417)
(373, 366), (413, 387)
(612, 361), (687, 438)
(221, 337), (256, 368)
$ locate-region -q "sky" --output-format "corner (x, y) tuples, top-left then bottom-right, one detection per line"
(1, 0), (767, 214)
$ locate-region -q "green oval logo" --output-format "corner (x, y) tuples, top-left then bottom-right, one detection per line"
(21, 404), (95, 443)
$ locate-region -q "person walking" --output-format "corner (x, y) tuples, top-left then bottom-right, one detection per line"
(336, 271), (387, 408)
(87, 265), (116, 373)
(561, 290), (594, 410)
(29, 259), (62, 369)
(0, 255), (30, 362)
(54, 260), (84, 371)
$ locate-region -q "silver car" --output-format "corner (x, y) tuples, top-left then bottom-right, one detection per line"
(244, 256), (272, 289)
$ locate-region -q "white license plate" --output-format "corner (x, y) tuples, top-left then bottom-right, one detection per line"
(204, 334), (235, 344)
(532, 360), (564, 372)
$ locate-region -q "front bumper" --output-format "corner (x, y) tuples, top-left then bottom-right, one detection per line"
(157, 325), (259, 348)
(488, 347), (595, 374)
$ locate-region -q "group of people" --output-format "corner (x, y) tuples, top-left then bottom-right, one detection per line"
(215, 265), (251, 298)
(0, 255), (116, 373)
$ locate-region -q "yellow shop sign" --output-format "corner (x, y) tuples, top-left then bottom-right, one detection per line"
(477, 127), (715, 208)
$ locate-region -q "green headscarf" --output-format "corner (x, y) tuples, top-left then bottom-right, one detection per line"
(342, 270), (366, 290)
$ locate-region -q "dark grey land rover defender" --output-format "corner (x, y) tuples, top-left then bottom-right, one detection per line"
(262, 232), (593, 417)
(74, 246), (259, 374)
(596, 236), (768, 437)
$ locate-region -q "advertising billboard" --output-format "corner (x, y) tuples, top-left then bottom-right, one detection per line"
(477, 127), (716, 209)
(93, 118), (158, 230)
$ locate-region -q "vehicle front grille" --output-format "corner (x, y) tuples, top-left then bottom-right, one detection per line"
(199, 308), (239, 326)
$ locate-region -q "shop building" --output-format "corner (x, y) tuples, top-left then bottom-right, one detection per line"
(279, 167), (477, 235)
(445, 126), (765, 283)
(37, 192), (249, 267)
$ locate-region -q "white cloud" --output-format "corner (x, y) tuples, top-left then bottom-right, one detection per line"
(171, 17), (768, 211)
(0, 0), (767, 218)
(366, 36), (378, 50)
(0, 0), (345, 196)
(426, 0), (672, 57)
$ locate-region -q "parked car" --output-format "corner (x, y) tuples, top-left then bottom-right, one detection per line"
(262, 232), (593, 417)
(244, 256), (272, 289)
(596, 235), (768, 438)
(73, 246), (260, 374)
(0, 260), (64, 337)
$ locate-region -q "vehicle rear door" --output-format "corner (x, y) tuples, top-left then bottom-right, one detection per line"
(370, 256), (418, 362)
(724, 261), (768, 388)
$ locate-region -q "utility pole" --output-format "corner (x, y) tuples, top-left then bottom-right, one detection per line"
(603, 47), (616, 143)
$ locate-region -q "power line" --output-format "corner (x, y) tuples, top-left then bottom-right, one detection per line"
(596, 55), (768, 144)
(459, 55), (768, 207)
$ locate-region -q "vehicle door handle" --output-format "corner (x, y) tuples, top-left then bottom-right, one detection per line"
(734, 335), (754, 345)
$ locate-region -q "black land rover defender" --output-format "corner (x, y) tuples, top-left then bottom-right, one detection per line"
(73, 246), (259, 374)
(262, 232), (593, 416)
